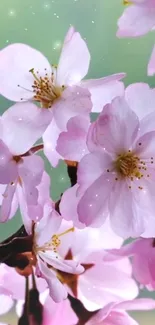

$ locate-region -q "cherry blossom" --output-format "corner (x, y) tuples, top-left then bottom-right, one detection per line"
(0, 26), (125, 112)
(0, 26), (126, 167)
(47, 220), (138, 311)
(75, 96), (155, 238)
(117, 0), (155, 38)
(32, 202), (84, 302)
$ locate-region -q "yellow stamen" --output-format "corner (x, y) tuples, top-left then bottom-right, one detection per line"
(114, 152), (141, 178)
(28, 67), (65, 108)
(57, 227), (75, 238)
(123, 0), (132, 5)
(34, 227), (74, 254)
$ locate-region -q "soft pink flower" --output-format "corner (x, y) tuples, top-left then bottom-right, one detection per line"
(86, 298), (155, 325)
(32, 203), (84, 302)
(51, 220), (138, 311)
(75, 96), (155, 238)
(104, 238), (155, 290)
(0, 25), (125, 168)
(117, 0), (155, 38)
(0, 26), (125, 111)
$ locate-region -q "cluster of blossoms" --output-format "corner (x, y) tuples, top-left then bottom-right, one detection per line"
(1, 2), (155, 324)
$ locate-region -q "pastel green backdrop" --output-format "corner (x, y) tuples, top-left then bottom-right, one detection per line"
(0, 0), (155, 323)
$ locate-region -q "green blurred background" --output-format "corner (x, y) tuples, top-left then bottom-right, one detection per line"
(0, 0), (155, 323)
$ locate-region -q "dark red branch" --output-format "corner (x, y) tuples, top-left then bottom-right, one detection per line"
(68, 294), (97, 325)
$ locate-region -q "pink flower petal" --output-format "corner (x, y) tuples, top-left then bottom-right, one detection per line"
(38, 258), (68, 302)
(81, 73), (126, 88)
(43, 118), (62, 167)
(56, 115), (90, 161)
(117, 5), (155, 38)
(35, 206), (62, 247)
(118, 298), (155, 311)
(17, 171), (51, 234)
(90, 97), (139, 155)
(79, 261), (138, 311)
(17, 155), (45, 228)
(57, 27), (90, 86)
(43, 296), (78, 325)
(39, 251), (84, 274)
(81, 75), (125, 113)
(148, 45), (155, 76)
(0, 295), (13, 315)
(16, 184), (33, 234)
(110, 181), (147, 238)
(139, 110), (155, 136)
(125, 83), (155, 120)
(134, 130), (155, 157)
(86, 309), (138, 325)
(18, 155), (44, 205)
(77, 152), (112, 193)
(0, 43), (52, 101)
(53, 86), (92, 130)
(2, 102), (52, 155)
(60, 184), (85, 228)
(85, 302), (116, 325)
(77, 173), (113, 227)
(0, 182), (18, 222)
(0, 140), (18, 184)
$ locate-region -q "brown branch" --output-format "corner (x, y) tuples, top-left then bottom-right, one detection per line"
(68, 294), (97, 325)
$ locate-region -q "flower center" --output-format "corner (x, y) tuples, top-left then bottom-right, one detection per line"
(34, 227), (74, 254)
(111, 149), (155, 190)
(114, 152), (141, 178)
(29, 67), (65, 108)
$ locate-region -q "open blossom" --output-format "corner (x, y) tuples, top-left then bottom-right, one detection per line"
(86, 298), (155, 325)
(46, 219), (138, 311)
(0, 26), (125, 167)
(74, 96), (155, 238)
(0, 26), (125, 113)
(117, 0), (155, 38)
(32, 202), (84, 302)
